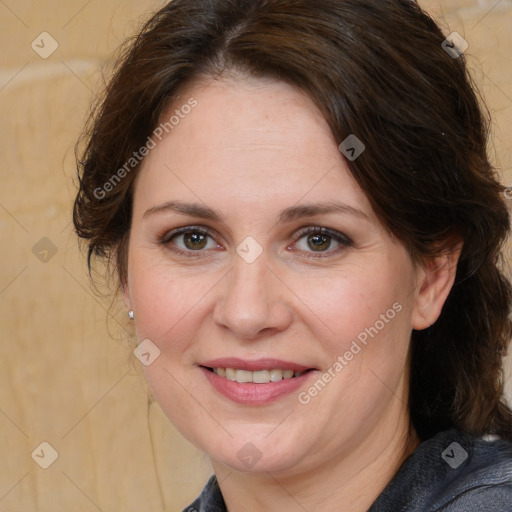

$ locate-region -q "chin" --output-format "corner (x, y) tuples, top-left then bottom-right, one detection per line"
(205, 432), (311, 475)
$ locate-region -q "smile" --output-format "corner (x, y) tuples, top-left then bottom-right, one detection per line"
(207, 367), (307, 383)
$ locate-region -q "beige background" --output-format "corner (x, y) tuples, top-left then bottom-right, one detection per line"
(1, 1), (511, 511)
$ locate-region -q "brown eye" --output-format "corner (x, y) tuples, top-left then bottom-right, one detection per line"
(183, 231), (208, 250)
(292, 227), (352, 258)
(161, 227), (219, 254)
(307, 233), (332, 251)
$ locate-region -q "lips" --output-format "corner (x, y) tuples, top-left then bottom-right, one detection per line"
(199, 358), (317, 404)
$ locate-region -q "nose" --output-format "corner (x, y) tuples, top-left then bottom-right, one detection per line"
(213, 253), (294, 340)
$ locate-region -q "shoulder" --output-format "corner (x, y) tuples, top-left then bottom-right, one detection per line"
(182, 475), (226, 512)
(435, 481), (512, 511)
(370, 429), (512, 512)
(433, 432), (512, 512)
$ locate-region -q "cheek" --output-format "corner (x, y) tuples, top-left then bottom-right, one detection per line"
(128, 255), (219, 349)
(292, 268), (413, 440)
(290, 260), (412, 361)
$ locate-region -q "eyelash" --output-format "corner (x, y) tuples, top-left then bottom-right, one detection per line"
(158, 225), (353, 259)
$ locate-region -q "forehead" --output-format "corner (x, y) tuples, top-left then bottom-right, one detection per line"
(166, 77), (334, 158)
(133, 77), (373, 220)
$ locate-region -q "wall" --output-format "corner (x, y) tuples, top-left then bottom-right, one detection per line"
(1, 1), (511, 511)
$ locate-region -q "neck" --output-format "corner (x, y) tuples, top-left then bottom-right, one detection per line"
(212, 405), (419, 512)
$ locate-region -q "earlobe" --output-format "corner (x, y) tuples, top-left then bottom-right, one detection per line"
(411, 244), (462, 331)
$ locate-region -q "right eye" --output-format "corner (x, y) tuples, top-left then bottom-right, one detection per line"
(160, 226), (223, 256)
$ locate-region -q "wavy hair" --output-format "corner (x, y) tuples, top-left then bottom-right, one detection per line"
(73, 0), (512, 440)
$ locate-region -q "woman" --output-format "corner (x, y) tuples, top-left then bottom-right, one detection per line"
(73, 0), (512, 510)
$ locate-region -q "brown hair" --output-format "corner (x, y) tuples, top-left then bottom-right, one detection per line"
(73, 0), (512, 440)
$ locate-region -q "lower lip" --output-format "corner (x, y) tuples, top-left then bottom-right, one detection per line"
(200, 367), (316, 405)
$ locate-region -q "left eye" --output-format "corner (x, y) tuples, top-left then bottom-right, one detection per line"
(293, 229), (350, 255)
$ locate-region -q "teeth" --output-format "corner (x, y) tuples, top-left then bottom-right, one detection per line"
(213, 367), (304, 384)
(225, 368), (237, 381)
(253, 370), (270, 383)
(235, 370), (253, 383)
(269, 369), (283, 381)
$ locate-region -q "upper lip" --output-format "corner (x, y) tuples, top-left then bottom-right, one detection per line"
(200, 358), (315, 372)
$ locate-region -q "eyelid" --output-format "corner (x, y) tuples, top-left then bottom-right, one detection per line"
(293, 226), (352, 244)
(158, 225), (218, 245)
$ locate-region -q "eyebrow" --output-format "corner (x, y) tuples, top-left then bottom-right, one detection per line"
(279, 202), (369, 223)
(143, 201), (224, 221)
(143, 200), (369, 223)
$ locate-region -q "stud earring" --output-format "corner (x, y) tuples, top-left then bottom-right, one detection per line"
(128, 310), (135, 320)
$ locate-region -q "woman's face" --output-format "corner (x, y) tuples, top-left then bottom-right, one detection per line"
(125, 77), (427, 475)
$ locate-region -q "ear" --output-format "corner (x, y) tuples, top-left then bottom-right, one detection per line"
(411, 243), (463, 330)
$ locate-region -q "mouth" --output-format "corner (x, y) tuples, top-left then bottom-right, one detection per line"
(199, 358), (318, 404)
(203, 366), (311, 383)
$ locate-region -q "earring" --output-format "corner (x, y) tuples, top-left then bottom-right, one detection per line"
(128, 310), (135, 320)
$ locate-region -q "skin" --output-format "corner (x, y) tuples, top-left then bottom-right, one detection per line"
(123, 76), (461, 511)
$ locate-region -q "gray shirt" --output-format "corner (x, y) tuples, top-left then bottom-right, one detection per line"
(183, 429), (512, 511)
